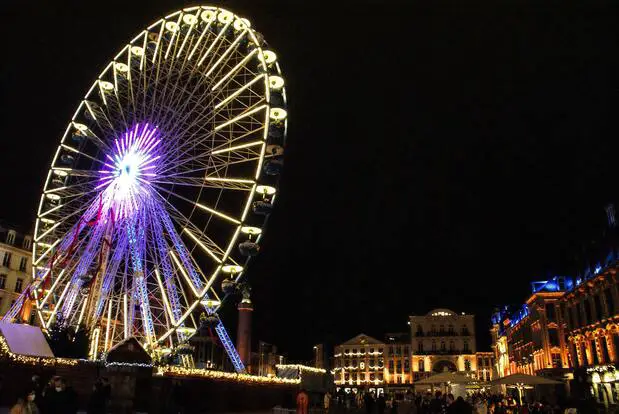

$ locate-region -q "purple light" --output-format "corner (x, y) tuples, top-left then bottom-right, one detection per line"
(99, 123), (162, 219)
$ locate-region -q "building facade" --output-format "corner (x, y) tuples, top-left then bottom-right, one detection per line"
(0, 223), (33, 322)
(333, 310), (494, 393)
(491, 266), (619, 406)
(410, 308), (478, 379)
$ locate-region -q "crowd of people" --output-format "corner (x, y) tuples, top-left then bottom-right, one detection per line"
(318, 389), (595, 414)
(7, 375), (111, 414)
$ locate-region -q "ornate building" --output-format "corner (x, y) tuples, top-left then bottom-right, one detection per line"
(333, 309), (494, 393)
(0, 223), (33, 322)
(410, 309), (478, 379)
(561, 263), (619, 404)
(491, 277), (571, 378)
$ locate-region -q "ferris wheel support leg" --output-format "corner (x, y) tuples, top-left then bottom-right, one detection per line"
(214, 320), (246, 373)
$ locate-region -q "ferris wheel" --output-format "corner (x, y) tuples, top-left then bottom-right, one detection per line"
(3, 6), (287, 372)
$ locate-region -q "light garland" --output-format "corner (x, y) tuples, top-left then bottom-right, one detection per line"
(276, 364), (327, 374)
(0, 336), (78, 367)
(158, 365), (300, 385)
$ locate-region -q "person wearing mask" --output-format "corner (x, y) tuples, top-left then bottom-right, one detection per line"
(44, 377), (77, 414)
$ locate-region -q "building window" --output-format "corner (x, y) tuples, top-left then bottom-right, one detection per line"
(416, 325), (423, 336)
(23, 237), (31, 250)
(6, 231), (15, 245)
(404, 346), (409, 356)
(19, 257), (27, 272)
(440, 341), (446, 351)
(389, 346), (394, 356)
(370, 347), (374, 353)
(418, 342), (423, 353)
(431, 341), (437, 352)
(594, 294), (604, 320)
(388, 360), (394, 372)
(430, 324), (436, 335)
(548, 329), (559, 347)
(0, 274), (6, 289)
(352, 348), (357, 354)
(605, 288), (615, 316)
(15, 278), (23, 293)
(419, 359), (425, 372)
(545, 303), (556, 322)
(396, 361), (402, 372)
(2, 253), (12, 268)
(448, 324), (454, 334)
(439, 325), (445, 334)
(461, 325), (469, 336)
(464, 359), (471, 371)
(463, 341), (469, 352)
(583, 300), (592, 325)
(449, 341), (455, 351)
(404, 359), (410, 372)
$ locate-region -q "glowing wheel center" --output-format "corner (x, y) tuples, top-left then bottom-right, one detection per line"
(98, 123), (161, 217)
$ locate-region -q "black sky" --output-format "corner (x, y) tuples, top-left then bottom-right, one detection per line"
(0, 0), (617, 361)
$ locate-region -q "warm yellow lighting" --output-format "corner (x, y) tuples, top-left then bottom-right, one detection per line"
(114, 62), (129, 73)
(276, 364), (327, 374)
(165, 21), (179, 32)
(256, 185), (276, 195)
(222, 265), (243, 274)
(233, 18), (250, 31)
(270, 108), (287, 121)
(177, 326), (196, 335)
(131, 45), (144, 56)
(40, 218), (55, 224)
(46, 193), (61, 201)
(201, 10), (217, 23)
(53, 169), (69, 177)
(592, 372), (601, 383)
(241, 226), (262, 235)
(99, 81), (114, 92)
(158, 365), (300, 385)
(217, 10), (234, 24)
(201, 298), (221, 307)
(155, 347), (172, 355)
(263, 50), (277, 64)
(73, 122), (88, 132)
(182, 14), (198, 26)
(269, 76), (284, 90)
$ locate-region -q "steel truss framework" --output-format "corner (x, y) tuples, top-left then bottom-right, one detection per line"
(3, 6), (287, 373)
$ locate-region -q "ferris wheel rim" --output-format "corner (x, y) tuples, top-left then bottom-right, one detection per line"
(29, 5), (287, 355)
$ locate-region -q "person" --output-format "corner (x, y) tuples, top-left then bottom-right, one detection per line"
(87, 378), (109, 414)
(324, 391), (331, 412)
(474, 397), (488, 414)
(296, 389), (309, 414)
(377, 393), (386, 414)
(364, 391), (375, 414)
(44, 377), (77, 414)
(10, 391), (39, 414)
(429, 391), (444, 414)
(446, 396), (472, 414)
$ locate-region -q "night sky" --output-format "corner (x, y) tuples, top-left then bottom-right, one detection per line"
(0, 0), (616, 361)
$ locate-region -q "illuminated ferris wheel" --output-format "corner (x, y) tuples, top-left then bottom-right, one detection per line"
(3, 6), (287, 372)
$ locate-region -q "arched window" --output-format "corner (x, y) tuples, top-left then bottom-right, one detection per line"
(439, 324), (445, 334)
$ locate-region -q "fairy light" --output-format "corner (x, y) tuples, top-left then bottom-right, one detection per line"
(157, 365), (300, 385)
(276, 364), (327, 374)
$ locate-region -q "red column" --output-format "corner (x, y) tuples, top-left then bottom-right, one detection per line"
(237, 299), (253, 369)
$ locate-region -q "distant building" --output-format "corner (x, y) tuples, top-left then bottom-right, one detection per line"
(314, 343), (327, 369)
(0, 223), (33, 322)
(410, 308), (478, 379)
(250, 341), (285, 377)
(332, 309), (494, 394)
